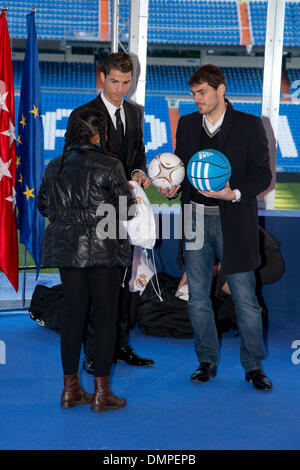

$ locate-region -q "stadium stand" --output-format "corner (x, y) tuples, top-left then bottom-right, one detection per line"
(286, 68), (300, 100)
(14, 86), (300, 172)
(14, 92), (95, 164)
(146, 65), (264, 96)
(4, 0), (99, 40)
(143, 95), (174, 160)
(179, 99), (300, 172)
(249, 0), (300, 47)
(13, 61), (97, 92)
(9, 0), (300, 173)
(6, 0), (241, 45)
(4, 0), (300, 47)
(120, 0), (241, 45)
(13, 61), (265, 97)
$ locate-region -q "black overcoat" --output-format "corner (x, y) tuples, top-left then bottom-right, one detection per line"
(175, 101), (272, 274)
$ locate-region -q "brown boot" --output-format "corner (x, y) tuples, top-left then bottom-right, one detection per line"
(61, 372), (92, 408)
(91, 376), (127, 412)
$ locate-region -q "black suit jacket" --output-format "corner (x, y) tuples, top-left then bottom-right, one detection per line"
(66, 94), (146, 180)
(175, 100), (272, 274)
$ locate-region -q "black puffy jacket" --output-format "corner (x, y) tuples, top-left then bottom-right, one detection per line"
(37, 143), (136, 269)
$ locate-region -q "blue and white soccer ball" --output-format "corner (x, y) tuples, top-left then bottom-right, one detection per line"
(187, 149), (231, 192)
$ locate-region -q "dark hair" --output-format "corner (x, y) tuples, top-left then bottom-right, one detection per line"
(188, 64), (226, 90)
(59, 110), (114, 174)
(103, 52), (133, 76)
(63, 110), (107, 150)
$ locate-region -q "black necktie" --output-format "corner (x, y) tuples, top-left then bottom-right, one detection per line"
(115, 108), (124, 145)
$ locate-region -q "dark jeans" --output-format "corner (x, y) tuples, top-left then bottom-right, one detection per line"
(59, 266), (121, 377)
(184, 211), (266, 373)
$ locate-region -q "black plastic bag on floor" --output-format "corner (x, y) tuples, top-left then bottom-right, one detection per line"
(137, 272), (194, 338)
(137, 271), (244, 339)
(29, 284), (65, 333)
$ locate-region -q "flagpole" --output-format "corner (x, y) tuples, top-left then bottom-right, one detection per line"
(22, 248), (27, 307)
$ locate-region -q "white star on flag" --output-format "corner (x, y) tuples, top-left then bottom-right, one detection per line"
(5, 185), (16, 212)
(0, 80), (9, 112)
(0, 157), (12, 181)
(1, 119), (16, 146)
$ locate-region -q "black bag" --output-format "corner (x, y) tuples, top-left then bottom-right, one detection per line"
(29, 284), (65, 333)
(212, 227), (285, 333)
(257, 226), (285, 285)
(211, 276), (239, 334)
(137, 272), (194, 338)
(137, 272), (240, 338)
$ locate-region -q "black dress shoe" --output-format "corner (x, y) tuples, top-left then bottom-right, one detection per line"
(245, 369), (272, 391)
(191, 362), (217, 382)
(82, 357), (95, 375)
(115, 345), (154, 366)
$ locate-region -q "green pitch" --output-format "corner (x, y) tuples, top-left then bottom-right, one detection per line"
(274, 183), (300, 211)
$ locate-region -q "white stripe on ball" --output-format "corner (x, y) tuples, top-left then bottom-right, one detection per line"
(204, 163), (211, 191)
(191, 162), (198, 189)
(198, 162), (204, 191)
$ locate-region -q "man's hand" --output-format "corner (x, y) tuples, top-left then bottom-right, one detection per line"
(198, 182), (236, 201)
(157, 184), (181, 199)
(132, 171), (151, 189)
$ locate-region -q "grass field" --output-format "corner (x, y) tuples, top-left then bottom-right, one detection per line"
(17, 182), (300, 274)
(274, 183), (300, 211)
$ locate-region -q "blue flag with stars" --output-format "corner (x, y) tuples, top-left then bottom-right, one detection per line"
(16, 11), (45, 275)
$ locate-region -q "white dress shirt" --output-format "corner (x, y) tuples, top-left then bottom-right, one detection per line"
(101, 91), (126, 133)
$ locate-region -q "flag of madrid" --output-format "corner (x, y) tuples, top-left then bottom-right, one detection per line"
(0, 10), (18, 292)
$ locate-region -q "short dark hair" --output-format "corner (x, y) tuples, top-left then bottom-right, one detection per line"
(188, 64), (226, 90)
(103, 52), (134, 76)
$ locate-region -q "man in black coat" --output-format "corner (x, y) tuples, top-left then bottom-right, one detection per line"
(170, 64), (273, 390)
(65, 52), (154, 370)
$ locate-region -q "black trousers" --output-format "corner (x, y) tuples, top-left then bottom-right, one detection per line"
(59, 266), (121, 377)
(83, 265), (133, 358)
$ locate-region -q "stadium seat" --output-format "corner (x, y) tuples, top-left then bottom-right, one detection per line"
(179, 99), (300, 172)
(5, 0), (99, 40)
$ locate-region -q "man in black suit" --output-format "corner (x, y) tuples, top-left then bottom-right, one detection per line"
(65, 52), (154, 370)
(167, 64), (273, 390)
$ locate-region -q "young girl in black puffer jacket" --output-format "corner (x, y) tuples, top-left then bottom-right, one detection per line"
(37, 110), (136, 412)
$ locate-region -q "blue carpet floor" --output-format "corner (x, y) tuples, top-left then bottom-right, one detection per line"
(0, 312), (300, 451)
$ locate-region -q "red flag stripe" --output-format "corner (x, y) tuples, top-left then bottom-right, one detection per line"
(0, 10), (19, 292)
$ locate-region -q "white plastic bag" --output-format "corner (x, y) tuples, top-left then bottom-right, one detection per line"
(121, 180), (156, 249)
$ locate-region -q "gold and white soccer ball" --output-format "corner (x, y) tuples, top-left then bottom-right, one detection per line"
(148, 153), (185, 190)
